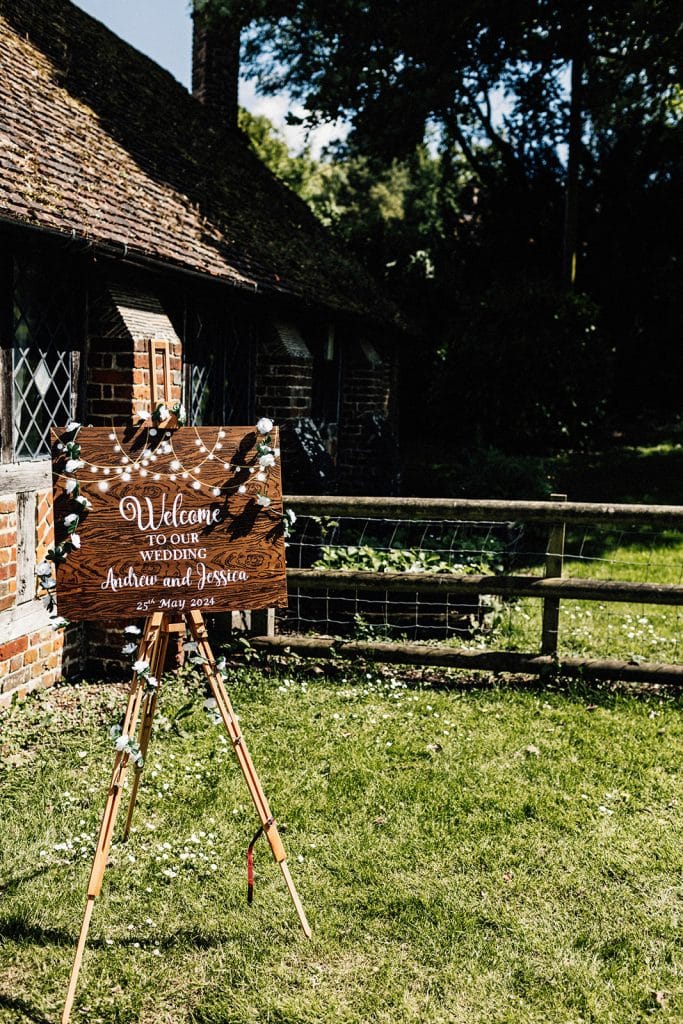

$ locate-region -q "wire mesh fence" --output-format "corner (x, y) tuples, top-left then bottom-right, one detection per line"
(279, 511), (683, 667)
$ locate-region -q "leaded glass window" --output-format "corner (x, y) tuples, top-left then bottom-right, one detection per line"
(11, 251), (84, 460)
(183, 299), (256, 426)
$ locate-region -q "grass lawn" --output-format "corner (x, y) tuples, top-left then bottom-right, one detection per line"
(480, 528), (683, 665)
(549, 443), (683, 506)
(1, 661), (681, 1023)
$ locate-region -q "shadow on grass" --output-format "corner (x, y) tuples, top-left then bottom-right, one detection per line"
(551, 444), (683, 506)
(300, 657), (683, 709)
(0, 993), (52, 1024)
(0, 913), (249, 952)
(0, 865), (62, 898)
(418, 669), (683, 708)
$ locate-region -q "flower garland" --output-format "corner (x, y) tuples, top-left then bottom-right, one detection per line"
(36, 411), (282, 630)
(36, 408), (285, 765)
(108, 627), (230, 757)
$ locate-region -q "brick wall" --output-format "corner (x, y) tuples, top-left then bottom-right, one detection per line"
(0, 486), (80, 707)
(1, 283), (186, 703)
(0, 495), (17, 613)
(254, 326), (400, 495)
(255, 354), (313, 422)
(87, 336), (182, 424)
(337, 338), (400, 495)
(83, 288), (183, 677)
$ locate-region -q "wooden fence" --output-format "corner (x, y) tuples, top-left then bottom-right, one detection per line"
(250, 494), (683, 686)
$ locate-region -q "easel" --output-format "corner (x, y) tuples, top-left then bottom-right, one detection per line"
(61, 342), (310, 1024)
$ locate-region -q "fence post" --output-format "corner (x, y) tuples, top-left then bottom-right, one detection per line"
(540, 493), (567, 656)
(250, 608), (275, 638)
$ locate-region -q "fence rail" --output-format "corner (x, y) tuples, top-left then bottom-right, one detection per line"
(286, 568), (683, 606)
(251, 636), (683, 686)
(251, 494), (683, 686)
(286, 495), (683, 528)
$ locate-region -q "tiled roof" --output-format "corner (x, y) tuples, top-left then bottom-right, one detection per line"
(0, 0), (400, 325)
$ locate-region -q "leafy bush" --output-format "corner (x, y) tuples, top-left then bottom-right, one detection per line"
(313, 543), (503, 574)
(414, 447), (552, 499)
(432, 282), (612, 454)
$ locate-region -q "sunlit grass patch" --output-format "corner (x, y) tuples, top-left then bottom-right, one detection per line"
(1, 665), (681, 1023)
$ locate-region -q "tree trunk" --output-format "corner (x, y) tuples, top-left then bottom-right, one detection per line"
(562, 55), (583, 288)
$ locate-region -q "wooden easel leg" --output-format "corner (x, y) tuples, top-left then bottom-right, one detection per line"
(121, 687), (158, 841)
(186, 611), (311, 938)
(122, 618), (176, 840)
(61, 897), (95, 1024)
(61, 614), (165, 1024)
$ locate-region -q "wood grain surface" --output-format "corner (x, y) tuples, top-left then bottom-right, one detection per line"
(51, 426), (287, 621)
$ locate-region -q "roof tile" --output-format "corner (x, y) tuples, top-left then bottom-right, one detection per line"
(0, 0), (400, 325)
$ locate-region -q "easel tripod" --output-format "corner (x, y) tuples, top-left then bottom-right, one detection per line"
(61, 345), (310, 1023)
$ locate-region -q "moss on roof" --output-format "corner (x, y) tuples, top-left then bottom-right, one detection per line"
(0, 0), (401, 326)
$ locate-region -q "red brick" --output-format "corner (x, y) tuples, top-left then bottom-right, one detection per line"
(93, 399), (135, 415)
(1, 666), (31, 693)
(91, 368), (130, 385)
(0, 636), (28, 661)
(0, 498), (16, 515)
(0, 546), (17, 566)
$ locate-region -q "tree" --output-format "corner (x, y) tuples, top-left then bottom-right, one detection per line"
(208, 0), (682, 457)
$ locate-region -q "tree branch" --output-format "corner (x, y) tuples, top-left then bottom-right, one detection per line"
(448, 120), (496, 189)
(462, 82), (525, 180)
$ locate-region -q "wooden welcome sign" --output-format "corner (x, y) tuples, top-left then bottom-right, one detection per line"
(50, 424), (287, 621)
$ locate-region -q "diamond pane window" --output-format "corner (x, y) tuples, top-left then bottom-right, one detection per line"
(184, 300), (255, 426)
(12, 252), (84, 460)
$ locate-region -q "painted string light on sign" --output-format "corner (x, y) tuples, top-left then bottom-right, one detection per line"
(41, 417), (287, 623)
(66, 415), (278, 499)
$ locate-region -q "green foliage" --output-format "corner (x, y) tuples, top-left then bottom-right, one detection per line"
(410, 448), (552, 500)
(228, 0), (681, 452)
(313, 543), (502, 575)
(238, 108), (338, 216)
(432, 282), (611, 453)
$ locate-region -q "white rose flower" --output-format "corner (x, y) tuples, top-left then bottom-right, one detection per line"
(133, 659), (149, 674)
(256, 417), (274, 435)
(259, 453), (275, 468)
(65, 459), (84, 473)
(64, 514), (79, 528)
(256, 494), (272, 508)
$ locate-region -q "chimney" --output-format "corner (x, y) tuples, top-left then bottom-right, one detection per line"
(192, 7), (241, 129)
